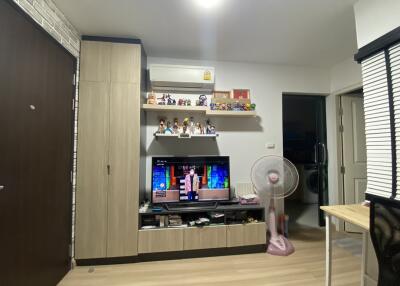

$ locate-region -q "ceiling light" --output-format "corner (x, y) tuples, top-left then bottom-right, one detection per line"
(194, 0), (223, 9)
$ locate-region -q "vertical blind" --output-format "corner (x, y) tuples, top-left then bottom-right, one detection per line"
(360, 39), (400, 201)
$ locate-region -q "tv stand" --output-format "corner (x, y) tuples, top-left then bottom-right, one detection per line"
(164, 201), (218, 211)
(138, 205), (266, 260)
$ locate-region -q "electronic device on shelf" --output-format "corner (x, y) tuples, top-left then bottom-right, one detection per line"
(151, 156), (231, 206)
(218, 198), (240, 205)
(164, 201), (218, 211)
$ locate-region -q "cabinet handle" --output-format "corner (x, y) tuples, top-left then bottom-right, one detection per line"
(107, 165), (111, 175)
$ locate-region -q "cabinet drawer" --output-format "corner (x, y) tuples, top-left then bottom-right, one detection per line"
(138, 229), (183, 254)
(183, 226), (227, 250)
(227, 223), (266, 247)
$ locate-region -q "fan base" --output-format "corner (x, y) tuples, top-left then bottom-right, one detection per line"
(267, 235), (295, 256)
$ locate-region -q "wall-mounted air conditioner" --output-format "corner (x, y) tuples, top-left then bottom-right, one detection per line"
(149, 64), (215, 93)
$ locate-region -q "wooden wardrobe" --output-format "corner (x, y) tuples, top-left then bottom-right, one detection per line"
(75, 38), (146, 260)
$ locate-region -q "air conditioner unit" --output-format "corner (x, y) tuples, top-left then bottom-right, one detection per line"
(149, 64), (215, 93)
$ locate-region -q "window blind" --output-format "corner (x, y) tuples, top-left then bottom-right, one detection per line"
(362, 51), (394, 199)
(389, 43), (400, 201)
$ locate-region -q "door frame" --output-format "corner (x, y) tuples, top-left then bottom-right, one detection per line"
(6, 0), (78, 269)
(331, 85), (363, 232)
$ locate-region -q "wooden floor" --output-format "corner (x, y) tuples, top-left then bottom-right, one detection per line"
(60, 227), (361, 286)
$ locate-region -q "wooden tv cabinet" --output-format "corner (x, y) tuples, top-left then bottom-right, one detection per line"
(138, 205), (266, 259)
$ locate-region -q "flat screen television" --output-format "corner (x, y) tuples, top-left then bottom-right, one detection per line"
(151, 156), (230, 204)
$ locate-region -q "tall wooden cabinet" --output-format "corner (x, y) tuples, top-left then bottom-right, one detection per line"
(75, 39), (145, 259)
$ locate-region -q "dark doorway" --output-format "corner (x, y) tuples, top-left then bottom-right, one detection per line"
(282, 94), (328, 227)
(0, 1), (75, 285)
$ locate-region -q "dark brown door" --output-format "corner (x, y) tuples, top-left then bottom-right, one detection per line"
(0, 1), (75, 285)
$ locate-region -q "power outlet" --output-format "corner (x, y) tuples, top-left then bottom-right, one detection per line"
(265, 143), (275, 149)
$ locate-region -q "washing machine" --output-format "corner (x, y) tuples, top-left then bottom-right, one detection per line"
(302, 164), (319, 204)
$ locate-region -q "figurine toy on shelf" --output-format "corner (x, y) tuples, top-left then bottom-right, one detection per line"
(165, 94), (176, 105)
(198, 95), (207, 106)
(250, 103), (256, 111)
(189, 117), (195, 134)
(182, 117), (189, 134)
(147, 93), (157, 104)
(186, 99), (191, 106)
(157, 118), (166, 134)
(173, 118), (180, 134)
(157, 94), (166, 105)
(195, 123), (202, 134)
(206, 119), (216, 134)
(164, 121), (173, 134)
(178, 98), (185, 106)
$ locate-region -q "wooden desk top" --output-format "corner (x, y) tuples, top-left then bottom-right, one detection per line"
(320, 204), (370, 231)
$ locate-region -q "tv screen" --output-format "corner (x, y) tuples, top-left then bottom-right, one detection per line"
(152, 156), (230, 204)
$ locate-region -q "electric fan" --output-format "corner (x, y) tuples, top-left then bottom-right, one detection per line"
(251, 155), (299, 256)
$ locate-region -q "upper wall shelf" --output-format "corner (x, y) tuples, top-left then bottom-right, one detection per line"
(142, 104), (206, 113)
(142, 104), (256, 117)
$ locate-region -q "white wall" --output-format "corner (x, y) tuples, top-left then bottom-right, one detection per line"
(354, 0), (400, 48)
(145, 57), (330, 211)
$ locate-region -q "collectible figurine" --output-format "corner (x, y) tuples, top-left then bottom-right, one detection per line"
(220, 103), (227, 111)
(206, 119), (216, 134)
(157, 94), (166, 105)
(198, 94), (207, 106)
(189, 117), (195, 134)
(210, 103), (216, 110)
(165, 121), (173, 134)
(227, 103), (232, 111)
(178, 98), (184, 106)
(195, 122), (202, 134)
(245, 103), (251, 111)
(233, 101), (241, 111)
(250, 103), (256, 111)
(210, 125), (216, 134)
(157, 118), (166, 134)
(186, 99), (191, 106)
(182, 117), (189, 134)
(215, 103), (221, 110)
(165, 94), (176, 105)
(147, 93), (157, 104)
(173, 118), (180, 134)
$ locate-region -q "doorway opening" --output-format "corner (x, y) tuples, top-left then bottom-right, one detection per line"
(282, 94), (328, 228)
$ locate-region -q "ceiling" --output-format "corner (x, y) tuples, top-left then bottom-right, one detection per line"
(54, 0), (359, 68)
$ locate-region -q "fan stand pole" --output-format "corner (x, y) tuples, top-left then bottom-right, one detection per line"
(268, 197), (279, 240)
(267, 195), (295, 256)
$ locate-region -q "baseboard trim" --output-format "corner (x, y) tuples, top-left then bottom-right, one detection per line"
(76, 244), (266, 266)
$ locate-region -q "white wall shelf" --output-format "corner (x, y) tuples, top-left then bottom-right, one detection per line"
(205, 110), (256, 117)
(142, 104), (256, 117)
(153, 133), (219, 140)
(142, 104), (207, 113)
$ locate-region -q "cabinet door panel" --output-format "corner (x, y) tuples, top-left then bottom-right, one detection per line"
(75, 81), (109, 259)
(183, 226), (227, 250)
(138, 229), (184, 253)
(227, 223), (266, 247)
(110, 43), (140, 83)
(80, 41), (111, 82)
(107, 83), (140, 257)
(244, 223), (266, 245)
(227, 225), (244, 247)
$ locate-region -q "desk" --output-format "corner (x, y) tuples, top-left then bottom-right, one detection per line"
(320, 204), (370, 286)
